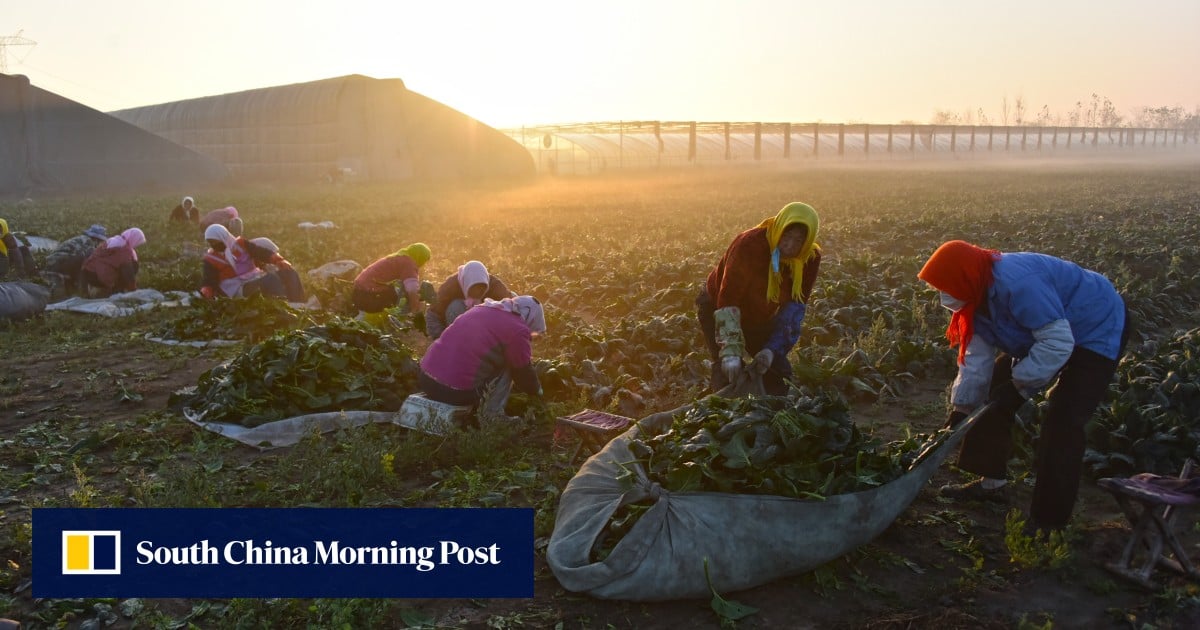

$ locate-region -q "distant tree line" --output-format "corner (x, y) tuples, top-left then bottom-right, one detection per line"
(927, 93), (1199, 129)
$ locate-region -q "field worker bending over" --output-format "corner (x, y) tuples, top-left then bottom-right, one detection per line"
(425, 260), (514, 339)
(243, 236), (306, 303)
(0, 218), (36, 279)
(81, 228), (145, 297)
(418, 296), (546, 418)
(201, 225), (286, 299)
(353, 244), (431, 323)
(696, 202), (822, 395)
(919, 240), (1131, 535)
(200, 206), (243, 237)
(43, 224), (107, 293)
(170, 196), (200, 224)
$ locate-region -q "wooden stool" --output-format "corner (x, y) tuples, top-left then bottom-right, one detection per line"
(1098, 460), (1200, 589)
(555, 409), (633, 462)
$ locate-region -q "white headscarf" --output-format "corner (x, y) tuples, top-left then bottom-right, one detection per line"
(481, 295), (545, 334)
(105, 228), (146, 261)
(249, 237), (279, 254)
(182, 196), (194, 207)
(457, 261), (490, 307)
(204, 223), (246, 270)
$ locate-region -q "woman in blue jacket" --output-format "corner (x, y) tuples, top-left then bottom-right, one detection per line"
(918, 240), (1131, 534)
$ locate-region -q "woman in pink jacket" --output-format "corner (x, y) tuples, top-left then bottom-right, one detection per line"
(81, 228), (146, 297)
(419, 295), (546, 417)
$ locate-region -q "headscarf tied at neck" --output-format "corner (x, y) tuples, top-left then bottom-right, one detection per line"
(457, 261), (490, 305)
(756, 202), (821, 303)
(205, 223), (248, 271)
(481, 295), (546, 334)
(106, 228), (147, 261)
(393, 243), (431, 267)
(917, 240), (1001, 365)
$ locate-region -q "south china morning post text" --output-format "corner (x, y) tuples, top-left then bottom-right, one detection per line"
(33, 508), (534, 598)
(133, 538), (499, 572)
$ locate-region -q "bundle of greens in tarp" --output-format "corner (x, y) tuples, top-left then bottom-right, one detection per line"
(594, 390), (945, 562)
(177, 318), (419, 427)
(154, 295), (312, 342)
(627, 390), (934, 496)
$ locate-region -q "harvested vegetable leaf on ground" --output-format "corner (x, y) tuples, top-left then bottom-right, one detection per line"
(154, 295), (312, 342)
(589, 389), (947, 562)
(180, 317), (419, 427)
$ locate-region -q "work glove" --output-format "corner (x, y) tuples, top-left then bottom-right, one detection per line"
(721, 355), (744, 384)
(988, 380), (1026, 415)
(944, 410), (968, 429)
(751, 348), (774, 375)
(765, 302), (806, 358)
(714, 306), (746, 356)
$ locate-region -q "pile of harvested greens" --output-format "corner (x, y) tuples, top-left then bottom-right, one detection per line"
(177, 317), (420, 427)
(591, 390), (948, 562)
(153, 295), (312, 343)
(627, 391), (935, 497)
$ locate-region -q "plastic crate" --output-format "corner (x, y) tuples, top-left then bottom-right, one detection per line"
(555, 409), (633, 461)
(396, 394), (472, 436)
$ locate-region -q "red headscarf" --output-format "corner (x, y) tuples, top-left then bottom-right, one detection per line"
(917, 240), (1001, 365)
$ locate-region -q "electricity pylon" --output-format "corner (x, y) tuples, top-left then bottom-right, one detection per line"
(0, 30), (37, 73)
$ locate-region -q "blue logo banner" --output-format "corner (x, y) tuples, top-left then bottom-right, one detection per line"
(34, 508), (534, 598)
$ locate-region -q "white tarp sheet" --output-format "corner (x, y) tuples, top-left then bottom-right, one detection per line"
(46, 289), (193, 317)
(183, 408), (406, 449)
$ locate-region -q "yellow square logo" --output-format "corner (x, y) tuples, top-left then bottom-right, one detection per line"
(61, 531), (121, 575)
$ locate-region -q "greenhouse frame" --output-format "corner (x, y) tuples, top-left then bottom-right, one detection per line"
(505, 121), (1198, 175)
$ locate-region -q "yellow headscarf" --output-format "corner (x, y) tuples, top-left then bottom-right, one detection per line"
(393, 242), (431, 267)
(756, 202), (821, 302)
(0, 219), (9, 257)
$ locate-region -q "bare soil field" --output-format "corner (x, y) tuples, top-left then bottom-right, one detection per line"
(3, 164), (1200, 628)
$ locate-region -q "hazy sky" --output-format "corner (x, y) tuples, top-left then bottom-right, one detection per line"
(3, 0), (1198, 128)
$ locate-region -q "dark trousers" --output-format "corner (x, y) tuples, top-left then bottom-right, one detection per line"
(0, 246), (34, 279)
(47, 254), (87, 291)
(695, 289), (792, 395)
(80, 261), (138, 297)
(276, 267), (306, 302)
(419, 370), (481, 406)
(243, 272), (287, 299)
(957, 306), (1132, 529)
(353, 287), (398, 313)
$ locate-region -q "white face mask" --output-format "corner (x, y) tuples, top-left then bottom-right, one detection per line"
(939, 291), (967, 312)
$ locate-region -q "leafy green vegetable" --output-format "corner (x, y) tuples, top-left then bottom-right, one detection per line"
(179, 317), (419, 427)
(154, 295), (312, 342)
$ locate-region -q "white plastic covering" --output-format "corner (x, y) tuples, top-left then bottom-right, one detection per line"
(0, 73), (227, 194)
(185, 409), (407, 449)
(113, 75), (534, 183)
(46, 289), (193, 317)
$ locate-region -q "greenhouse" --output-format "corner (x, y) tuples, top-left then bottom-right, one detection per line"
(0, 72), (226, 195)
(113, 75), (534, 184)
(504, 121), (1197, 175)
